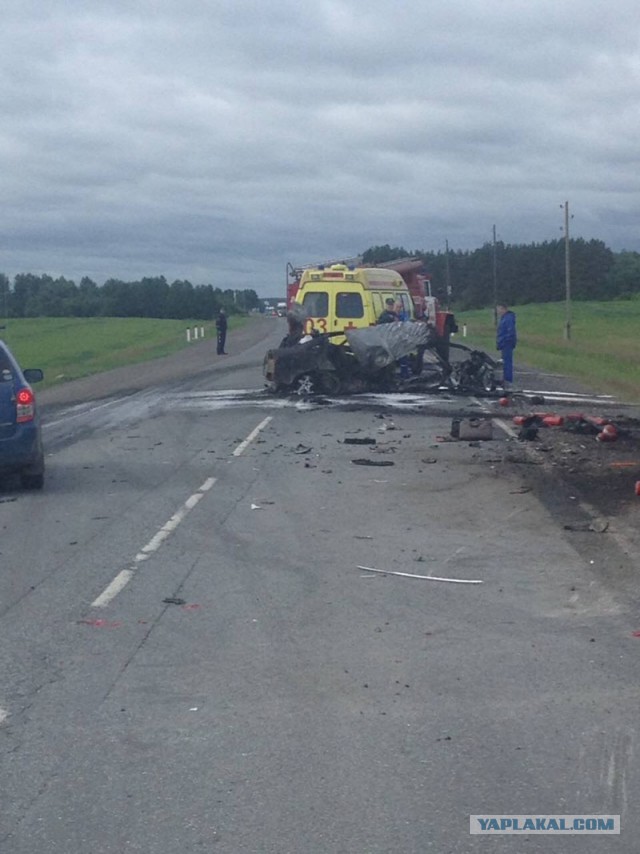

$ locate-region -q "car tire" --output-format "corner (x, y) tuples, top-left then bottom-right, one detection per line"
(21, 454), (45, 490)
(21, 471), (44, 490)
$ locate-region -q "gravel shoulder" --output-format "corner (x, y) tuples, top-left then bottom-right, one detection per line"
(491, 362), (640, 542)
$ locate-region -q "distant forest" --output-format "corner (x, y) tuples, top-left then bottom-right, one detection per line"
(1, 237), (639, 319)
(362, 240), (640, 310)
(0, 273), (260, 320)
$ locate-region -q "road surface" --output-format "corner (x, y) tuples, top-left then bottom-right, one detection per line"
(1, 317), (638, 852)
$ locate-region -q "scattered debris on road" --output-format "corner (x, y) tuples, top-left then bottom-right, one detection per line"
(352, 459), (395, 467)
(563, 519), (609, 533)
(451, 417), (493, 440)
(356, 565), (483, 584)
(77, 619), (122, 628)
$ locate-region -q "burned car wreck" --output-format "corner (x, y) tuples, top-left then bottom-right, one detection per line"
(263, 322), (499, 397)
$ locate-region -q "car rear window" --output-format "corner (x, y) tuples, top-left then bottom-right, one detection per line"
(336, 292), (364, 319)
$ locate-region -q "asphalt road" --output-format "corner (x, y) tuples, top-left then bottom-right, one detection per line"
(1, 318), (639, 853)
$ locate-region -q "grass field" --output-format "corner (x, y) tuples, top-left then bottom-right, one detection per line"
(457, 299), (640, 401)
(0, 316), (244, 389)
(1, 305), (637, 400)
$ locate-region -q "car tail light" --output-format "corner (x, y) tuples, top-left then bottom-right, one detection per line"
(16, 387), (36, 423)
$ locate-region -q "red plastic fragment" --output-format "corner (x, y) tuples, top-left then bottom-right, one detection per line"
(77, 619), (122, 628)
(542, 415), (564, 427)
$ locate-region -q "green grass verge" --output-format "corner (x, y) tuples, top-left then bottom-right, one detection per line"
(0, 316), (246, 390)
(2, 306), (636, 401)
(456, 300), (640, 401)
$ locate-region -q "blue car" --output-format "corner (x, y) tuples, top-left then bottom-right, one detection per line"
(0, 339), (45, 489)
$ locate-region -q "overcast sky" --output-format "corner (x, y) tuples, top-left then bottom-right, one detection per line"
(1, 0), (639, 296)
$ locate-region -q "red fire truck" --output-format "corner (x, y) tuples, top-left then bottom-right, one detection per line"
(374, 258), (458, 360)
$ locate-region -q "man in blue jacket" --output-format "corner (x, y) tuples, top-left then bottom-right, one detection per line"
(496, 303), (517, 390)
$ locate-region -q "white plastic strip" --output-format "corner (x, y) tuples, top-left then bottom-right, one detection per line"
(357, 565), (483, 584)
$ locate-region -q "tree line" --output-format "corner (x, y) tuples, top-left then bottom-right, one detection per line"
(2, 238), (639, 320)
(362, 240), (640, 310)
(0, 273), (261, 320)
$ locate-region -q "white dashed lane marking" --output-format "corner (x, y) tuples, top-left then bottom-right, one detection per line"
(91, 417), (272, 608)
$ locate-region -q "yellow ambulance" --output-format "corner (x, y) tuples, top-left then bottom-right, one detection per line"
(293, 264), (414, 341)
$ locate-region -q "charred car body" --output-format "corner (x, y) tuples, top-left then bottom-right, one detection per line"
(263, 321), (498, 397)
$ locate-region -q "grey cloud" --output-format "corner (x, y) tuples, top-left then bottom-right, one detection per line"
(1, 0), (639, 294)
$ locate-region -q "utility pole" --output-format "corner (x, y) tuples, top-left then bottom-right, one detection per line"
(445, 239), (451, 306)
(492, 224), (498, 327)
(562, 201), (571, 340)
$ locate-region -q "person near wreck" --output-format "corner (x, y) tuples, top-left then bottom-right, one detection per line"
(376, 297), (412, 378)
(496, 303), (517, 390)
(216, 308), (228, 355)
(377, 296), (399, 324)
(279, 311), (313, 348)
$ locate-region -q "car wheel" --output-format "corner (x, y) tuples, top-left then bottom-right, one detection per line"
(293, 374), (316, 396)
(21, 454), (45, 490)
(21, 471), (44, 490)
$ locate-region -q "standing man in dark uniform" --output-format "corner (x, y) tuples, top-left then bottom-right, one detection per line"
(377, 297), (398, 324)
(216, 308), (228, 355)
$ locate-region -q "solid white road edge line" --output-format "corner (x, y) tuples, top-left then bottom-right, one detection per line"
(232, 416), (272, 456)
